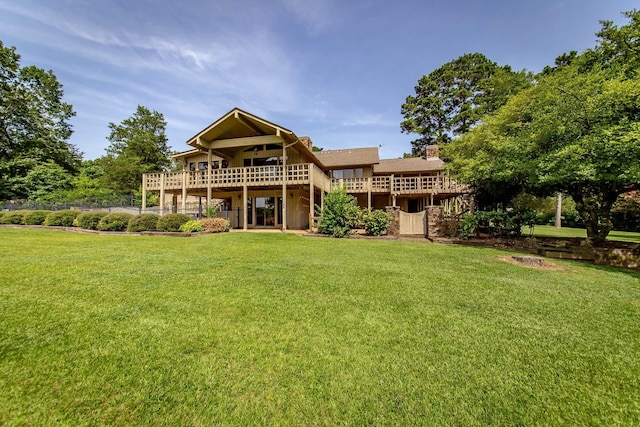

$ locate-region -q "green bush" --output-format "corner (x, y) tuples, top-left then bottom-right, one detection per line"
(75, 211), (109, 230)
(0, 212), (4, 221)
(127, 213), (160, 232)
(97, 213), (134, 232)
(612, 192), (640, 232)
(456, 209), (535, 238)
(362, 208), (391, 236)
(23, 210), (52, 225)
(201, 217), (230, 233)
(43, 210), (80, 227)
(204, 206), (217, 218)
(317, 187), (360, 238)
(457, 213), (479, 238)
(0, 210), (29, 224)
(180, 220), (204, 233)
(156, 213), (191, 232)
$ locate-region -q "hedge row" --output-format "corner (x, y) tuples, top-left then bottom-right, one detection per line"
(0, 210), (230, 233)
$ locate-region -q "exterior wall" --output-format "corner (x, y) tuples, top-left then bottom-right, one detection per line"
(179, 152), (224, 170)
(225, 188), (313, 229)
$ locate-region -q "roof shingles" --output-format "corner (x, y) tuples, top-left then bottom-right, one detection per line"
(313, 147), (379, 168)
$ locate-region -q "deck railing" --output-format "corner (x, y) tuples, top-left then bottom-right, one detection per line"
(144, 165), (465, 195)
(144, 164), (318, 191)
(330, 175), (465, 194)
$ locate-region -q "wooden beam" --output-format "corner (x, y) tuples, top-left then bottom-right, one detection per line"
(207, 149), (212, 207)
(282, 142), (287, 231)
(181, 171), (187, 214)
(159, 174), (166, 216)
(234, 110), (262, 135)
(243, 169), (248, 230)
(142, 174), (147, 211)
(207, 134), (285, 150)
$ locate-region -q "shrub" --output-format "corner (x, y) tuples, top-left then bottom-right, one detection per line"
(75, 211), (109, 230)
(97, 212), (134, 232)
(612, 192), (640, 232)
(0, 212), (4, 222)
(23, 210), (52, 225)
(43, 210), (80, 227)
(317, 187), (360, 237)
(457, 213), (479, 238)
(0, 210), (29, 224)
(127, 213), (160, 232)
(156, 213), (191, 232)
(180, 220), (204, 233)
(362, 208), (391, 236)
(201, 217), (230, 233)
(204, 206), (217, 218)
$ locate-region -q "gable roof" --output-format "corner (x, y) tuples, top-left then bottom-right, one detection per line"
(373, 157), (444, 174)
(313, 147), (380, 168)
(186, 107), (300, 149)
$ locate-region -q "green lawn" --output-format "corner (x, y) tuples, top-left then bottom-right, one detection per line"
(527, 224), (640, 243)
(1, 229), (639, 425)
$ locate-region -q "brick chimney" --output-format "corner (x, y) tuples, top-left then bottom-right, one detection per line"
(423, 145), (439, 159)
(299, 136), (313, 150)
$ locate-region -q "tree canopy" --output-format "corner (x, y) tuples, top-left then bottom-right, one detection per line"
(401, 53), (531, 156)
(99, 105), (171, 194)
(443, 10), (640, 244)
(0, 40), (80, 200)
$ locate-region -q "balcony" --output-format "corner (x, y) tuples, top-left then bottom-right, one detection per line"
(144, 164), (466, 196)
(330, 175), (466, 195)
(143, 163), (331, 192)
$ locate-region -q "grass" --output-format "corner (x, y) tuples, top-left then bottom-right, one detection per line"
(1, 228), (639, 425)
(527, 224), (640, 243)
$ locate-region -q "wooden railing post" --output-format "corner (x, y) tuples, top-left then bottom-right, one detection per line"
(159, 173), (166, 216)
(181, 171), (187, 214)
(142, 174), (147, 211)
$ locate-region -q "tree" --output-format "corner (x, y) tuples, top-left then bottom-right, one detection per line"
(24, 160), (73, 203)
(443, 10), (640, 245)
(100, 105), (171, 194)
(60, 160), (118, 203)
(401, 53), (530, 156)
(317, 186), (360, 237)
(0, 41), (80, 200)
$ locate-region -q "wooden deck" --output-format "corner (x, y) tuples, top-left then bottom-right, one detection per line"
(331, 175), (466, 195)
(143, 163), (466, 195)
(144, 164), (331, 192)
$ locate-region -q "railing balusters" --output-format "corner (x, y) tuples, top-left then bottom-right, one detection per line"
(144, 165), (466, 195)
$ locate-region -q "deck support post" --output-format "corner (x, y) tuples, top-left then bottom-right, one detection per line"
(242, 168), (248, 230)
(207, 149), (212, 208)
(309, 169), (314, 232)
(159, 174), (165, 216)
(281, 143), (287, 231)
(181, 171), (187, 214)
(141, 174), (147, 212)
(367, 177), (372, 209)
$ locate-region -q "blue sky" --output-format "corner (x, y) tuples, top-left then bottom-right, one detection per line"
(0, 1), (628, 160)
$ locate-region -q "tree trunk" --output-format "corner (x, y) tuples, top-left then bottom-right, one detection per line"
(555, 192), (562, 228)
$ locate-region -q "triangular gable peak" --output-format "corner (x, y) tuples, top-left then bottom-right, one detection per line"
(186, 108), (314, 161)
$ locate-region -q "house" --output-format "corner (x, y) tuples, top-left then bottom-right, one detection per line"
(142, 108), (467, 231)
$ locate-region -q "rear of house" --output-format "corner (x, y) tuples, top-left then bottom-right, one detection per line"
(143, 108), (467, 231)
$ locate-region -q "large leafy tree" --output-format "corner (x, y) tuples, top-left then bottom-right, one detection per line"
(444, 10), (640, 245)
(0, 41), (80, 200)
(99, 105), (171, 194)
(401, 53), (530, 155)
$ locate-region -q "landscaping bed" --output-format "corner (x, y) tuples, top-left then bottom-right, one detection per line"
(444, 235), (640, 270)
